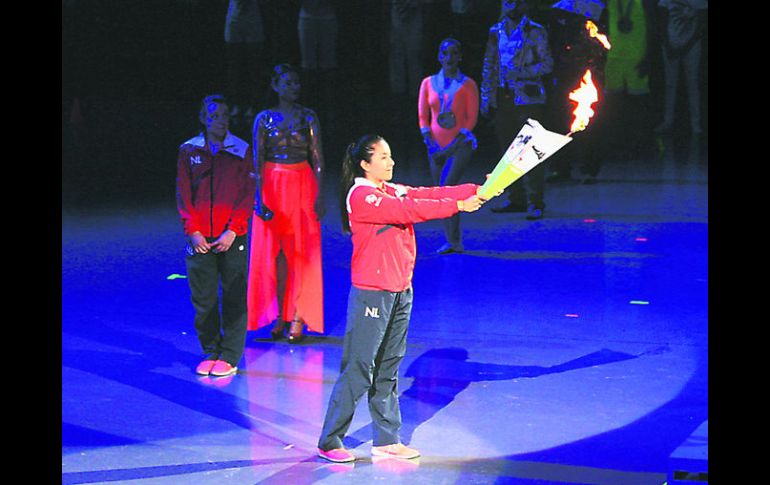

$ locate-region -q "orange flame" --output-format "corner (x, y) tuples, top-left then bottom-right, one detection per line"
(568, 69), (599, 134)
(586, 20), (611, 50)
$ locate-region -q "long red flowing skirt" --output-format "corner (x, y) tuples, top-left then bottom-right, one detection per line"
(247, 161), (324, 333)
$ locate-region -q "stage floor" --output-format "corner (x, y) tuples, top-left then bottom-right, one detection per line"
(62, 133), (707, 484)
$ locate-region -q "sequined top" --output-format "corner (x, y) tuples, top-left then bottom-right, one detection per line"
(481, 15), (553, 107)
(251, 106), (324, 169)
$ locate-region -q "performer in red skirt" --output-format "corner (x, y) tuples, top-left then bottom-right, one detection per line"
(248, 64), (325, 343)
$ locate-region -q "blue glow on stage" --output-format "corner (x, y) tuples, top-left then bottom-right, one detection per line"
(63, 136), (707, 484)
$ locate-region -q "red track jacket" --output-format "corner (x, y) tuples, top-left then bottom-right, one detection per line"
(346, 178), (479, 292)
(176, 132), (255, 238)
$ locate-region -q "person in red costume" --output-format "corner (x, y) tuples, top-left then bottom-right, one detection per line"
(317, 134), (492, 463)
(176, 94), (255, 378)
(247, 64), (325, 343)
(418, 37), (480, 254)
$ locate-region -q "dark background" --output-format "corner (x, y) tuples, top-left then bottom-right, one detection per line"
(62, 0), (704, 210)
(61, 0), (491, 209)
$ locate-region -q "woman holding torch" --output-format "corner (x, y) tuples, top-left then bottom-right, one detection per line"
(316, 134), (489, 463)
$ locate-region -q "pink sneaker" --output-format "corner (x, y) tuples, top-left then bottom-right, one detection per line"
(210, 360), (237, 377)
(195, 359), (216, 376)
(371, 443), (420, 459)
(317, 447), (356, 463)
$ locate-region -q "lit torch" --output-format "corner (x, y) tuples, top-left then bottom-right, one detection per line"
(477, 119), (572, 199)
(478, 67), (604, 199)
(565, 19), (610, 135)
(585, 20), (611, 50)
(567, 69), (599, 136)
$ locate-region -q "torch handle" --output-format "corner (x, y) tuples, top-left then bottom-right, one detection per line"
(479, 119), (574, 200)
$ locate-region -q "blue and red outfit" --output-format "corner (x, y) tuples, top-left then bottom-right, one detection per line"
(176, 132), (255, 367)
(318, 178), (478, 452)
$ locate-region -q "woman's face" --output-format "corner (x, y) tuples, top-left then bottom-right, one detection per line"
(361, 140), (395, 185)
(438, 42), (462, 71)
(272, 71), (301, 102)
(200, 101), (229, 139)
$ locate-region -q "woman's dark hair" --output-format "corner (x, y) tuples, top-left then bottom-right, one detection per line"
(339, 134), (384, 234)
(271, 63), (300, 85)
(438, 37), (462, 53)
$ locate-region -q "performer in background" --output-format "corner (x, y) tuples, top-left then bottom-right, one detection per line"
(602, 0), (657, 159)
(481, 0), (553, 220)
(418, 37), (480, 255)
(223, 0), (266, 138)
(546, 0), (609, 184)
(317, 134), (488, 463)
(653, 0), (707, 135)
(176, 94), (255, 377)
(247, 64), (325, 343)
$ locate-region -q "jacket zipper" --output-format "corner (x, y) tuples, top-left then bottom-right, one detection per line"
(209, 155), (215, 238)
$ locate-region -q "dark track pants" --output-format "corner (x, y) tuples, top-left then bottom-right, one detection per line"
(184, 234), (248, 366)
(318, 286), (414, 450)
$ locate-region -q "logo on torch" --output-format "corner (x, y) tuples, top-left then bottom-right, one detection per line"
(567, 69), (599, 136)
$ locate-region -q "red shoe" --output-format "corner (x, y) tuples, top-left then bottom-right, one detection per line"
(210, 360), (238, 377)
(317, 447), (355, 463)
(195, 359), (217, 376)
(371, 443), (420, 459)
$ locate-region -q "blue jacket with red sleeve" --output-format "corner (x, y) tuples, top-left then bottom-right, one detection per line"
(346, 177), (479, 292)
(176, 132), (255, 238)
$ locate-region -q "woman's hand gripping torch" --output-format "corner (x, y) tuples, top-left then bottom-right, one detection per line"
(478, 69), (600, 200)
